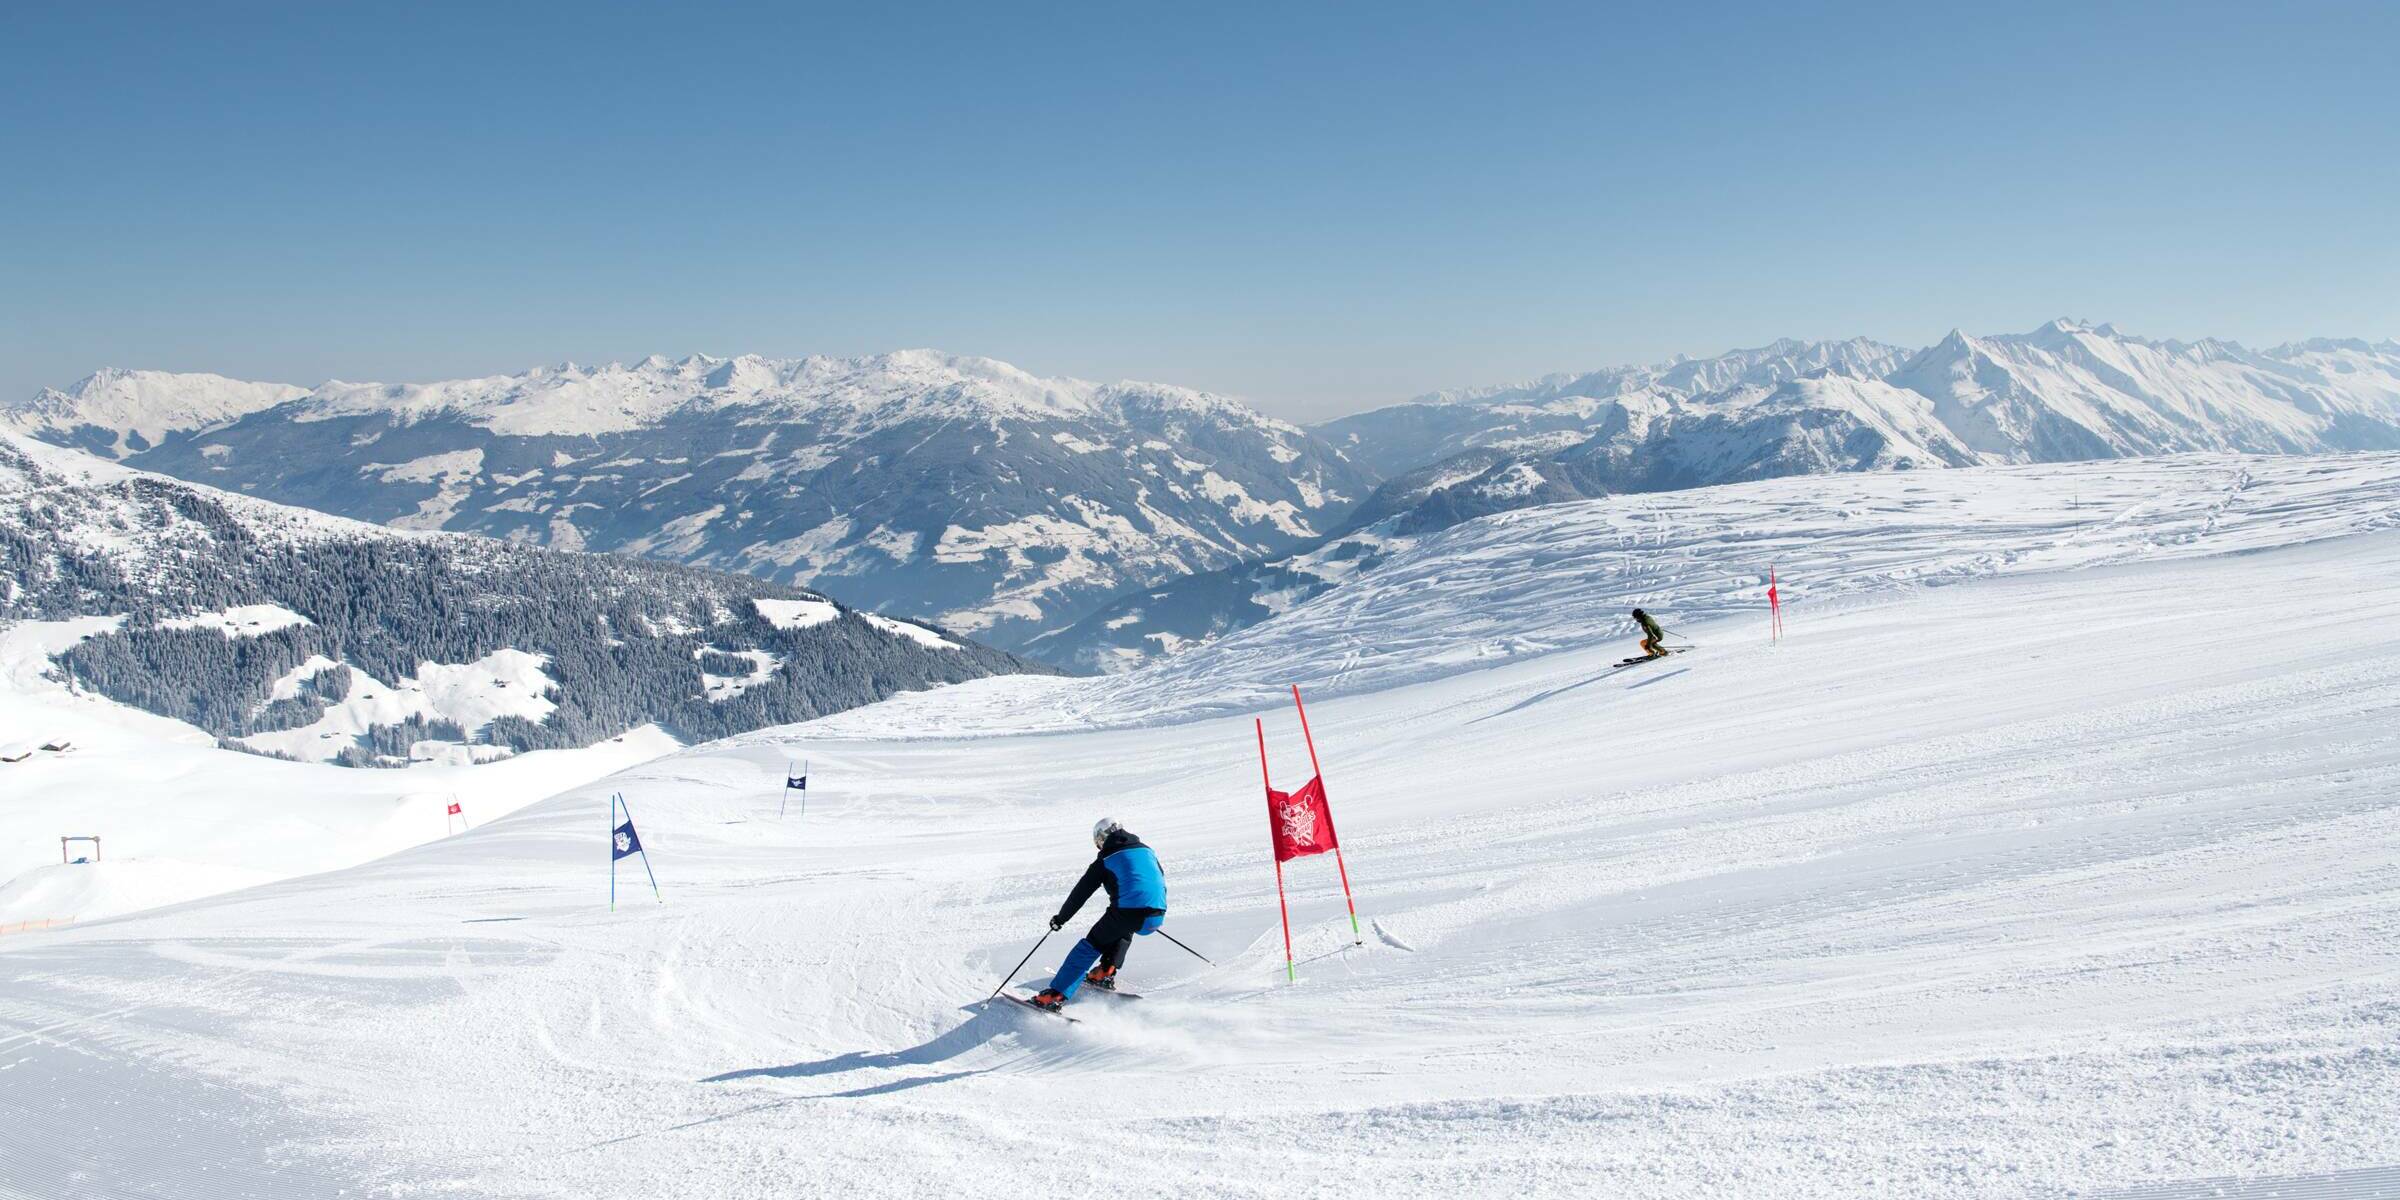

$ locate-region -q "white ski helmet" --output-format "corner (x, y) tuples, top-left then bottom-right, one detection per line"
(1091, 817), (1122, 848)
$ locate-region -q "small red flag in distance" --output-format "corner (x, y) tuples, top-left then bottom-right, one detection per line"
(1266, 775), (1339, 863)
(446, 803), (462, 816)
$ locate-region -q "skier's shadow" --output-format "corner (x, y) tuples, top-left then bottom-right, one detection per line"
(1625, 668), (1690, 690)
(1471, 670), (1619, 724)
(702, 1008), (1005, 1093)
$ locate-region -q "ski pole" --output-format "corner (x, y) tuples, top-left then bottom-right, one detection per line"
(1156, 928), (1215, 966)
(987, 928), (1054, 1001)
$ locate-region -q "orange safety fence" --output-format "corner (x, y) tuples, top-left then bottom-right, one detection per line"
(0, 917), (74, 937)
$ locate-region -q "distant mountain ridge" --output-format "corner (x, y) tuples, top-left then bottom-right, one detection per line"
(1325, 322), (2400, 479)
(15, 323), (2399, 673)
(1321, 336), (1917, 478)
(0, 431), (1045, 766)
(7, 351), (1374, 653)
(1035, 321), (2400, 669)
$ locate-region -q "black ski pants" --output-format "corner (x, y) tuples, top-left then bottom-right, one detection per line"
(1087, 905), (1165, 970)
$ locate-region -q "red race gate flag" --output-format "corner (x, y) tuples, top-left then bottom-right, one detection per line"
(1265, 774), (1337, 862)
(446, 802), (462, 816)
(1257, 685), (1365, 984)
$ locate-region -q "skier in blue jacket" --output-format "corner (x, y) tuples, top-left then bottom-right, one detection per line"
(1028, 818), (1167, 1010)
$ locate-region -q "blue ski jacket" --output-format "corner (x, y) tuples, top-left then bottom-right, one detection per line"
(1055, 830), (1167, 924)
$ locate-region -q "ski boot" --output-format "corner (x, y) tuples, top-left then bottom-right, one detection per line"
(1027, 989), (1067, 1011)
(1083, 965), (1119, 992)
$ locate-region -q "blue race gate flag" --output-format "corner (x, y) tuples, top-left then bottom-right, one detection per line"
(782, 758), (808, 818)
(610, 792), (661, 909)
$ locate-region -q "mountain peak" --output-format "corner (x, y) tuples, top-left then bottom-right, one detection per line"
(4, 368), (310, 455)
(2015, 318), (2099, 349)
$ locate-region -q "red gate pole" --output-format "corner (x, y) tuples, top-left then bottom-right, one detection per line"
(1274, 861), (1294, 983)
(1259, 718), (1296, 982)
(1291, 686), (1362, 945)
(1769, 565), (1784, 643)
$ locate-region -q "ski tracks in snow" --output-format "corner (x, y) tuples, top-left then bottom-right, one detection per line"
(5, 526), (2400, 1196)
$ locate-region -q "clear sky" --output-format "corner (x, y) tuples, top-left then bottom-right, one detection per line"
(4, 2), (2395, 422)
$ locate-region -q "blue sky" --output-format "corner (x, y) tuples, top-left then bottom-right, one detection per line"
(4, 1), (2394, 420)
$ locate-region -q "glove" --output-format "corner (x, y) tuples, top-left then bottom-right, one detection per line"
(1048, 914), (1066, 932)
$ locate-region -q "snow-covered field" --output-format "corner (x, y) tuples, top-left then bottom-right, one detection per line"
(4, 459), (2396, 1197)
(841, 453), (2400, 735)
(233, 647), (565, 764)
(0, 618), (680, 925)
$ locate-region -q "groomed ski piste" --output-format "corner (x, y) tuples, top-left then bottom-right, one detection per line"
(0, 614), (684, 927)
(4, 453), (2398, 1198)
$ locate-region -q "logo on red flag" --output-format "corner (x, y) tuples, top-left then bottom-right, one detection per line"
(1266, 775), (1338, 862)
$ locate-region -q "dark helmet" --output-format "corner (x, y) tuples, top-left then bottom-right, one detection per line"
(1631, 607), (1648, 619)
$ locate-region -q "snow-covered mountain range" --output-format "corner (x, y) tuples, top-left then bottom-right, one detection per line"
(0, 431), (1042, 766)
(7, 353), (1371, 651)
(1317, 336), (1918, 478)
(1324, 322), (2400, 486)
(13, 323), (2399, 672)
(1040, 322), (2400, 668)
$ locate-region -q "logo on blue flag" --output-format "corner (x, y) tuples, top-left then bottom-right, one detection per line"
(612, 820), (642, 861)
(787, 774), (806, 790)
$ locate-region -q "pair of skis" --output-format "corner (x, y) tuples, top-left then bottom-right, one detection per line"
(984, 926), (1209, 1023)
(992, 983), (1140, 1024)
(1613, 646), (1692, 669)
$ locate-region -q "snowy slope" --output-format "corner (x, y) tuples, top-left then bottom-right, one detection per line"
(8, 352), (1373, 648)
(1030, 451), (2400, 676)
(4, 458), (2400, 1200)
(4, 509), (2395, 1197)
(0, 431), (1044, 765)
(0, 614), (682, 924)
(1050, 324), (2400, 670)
